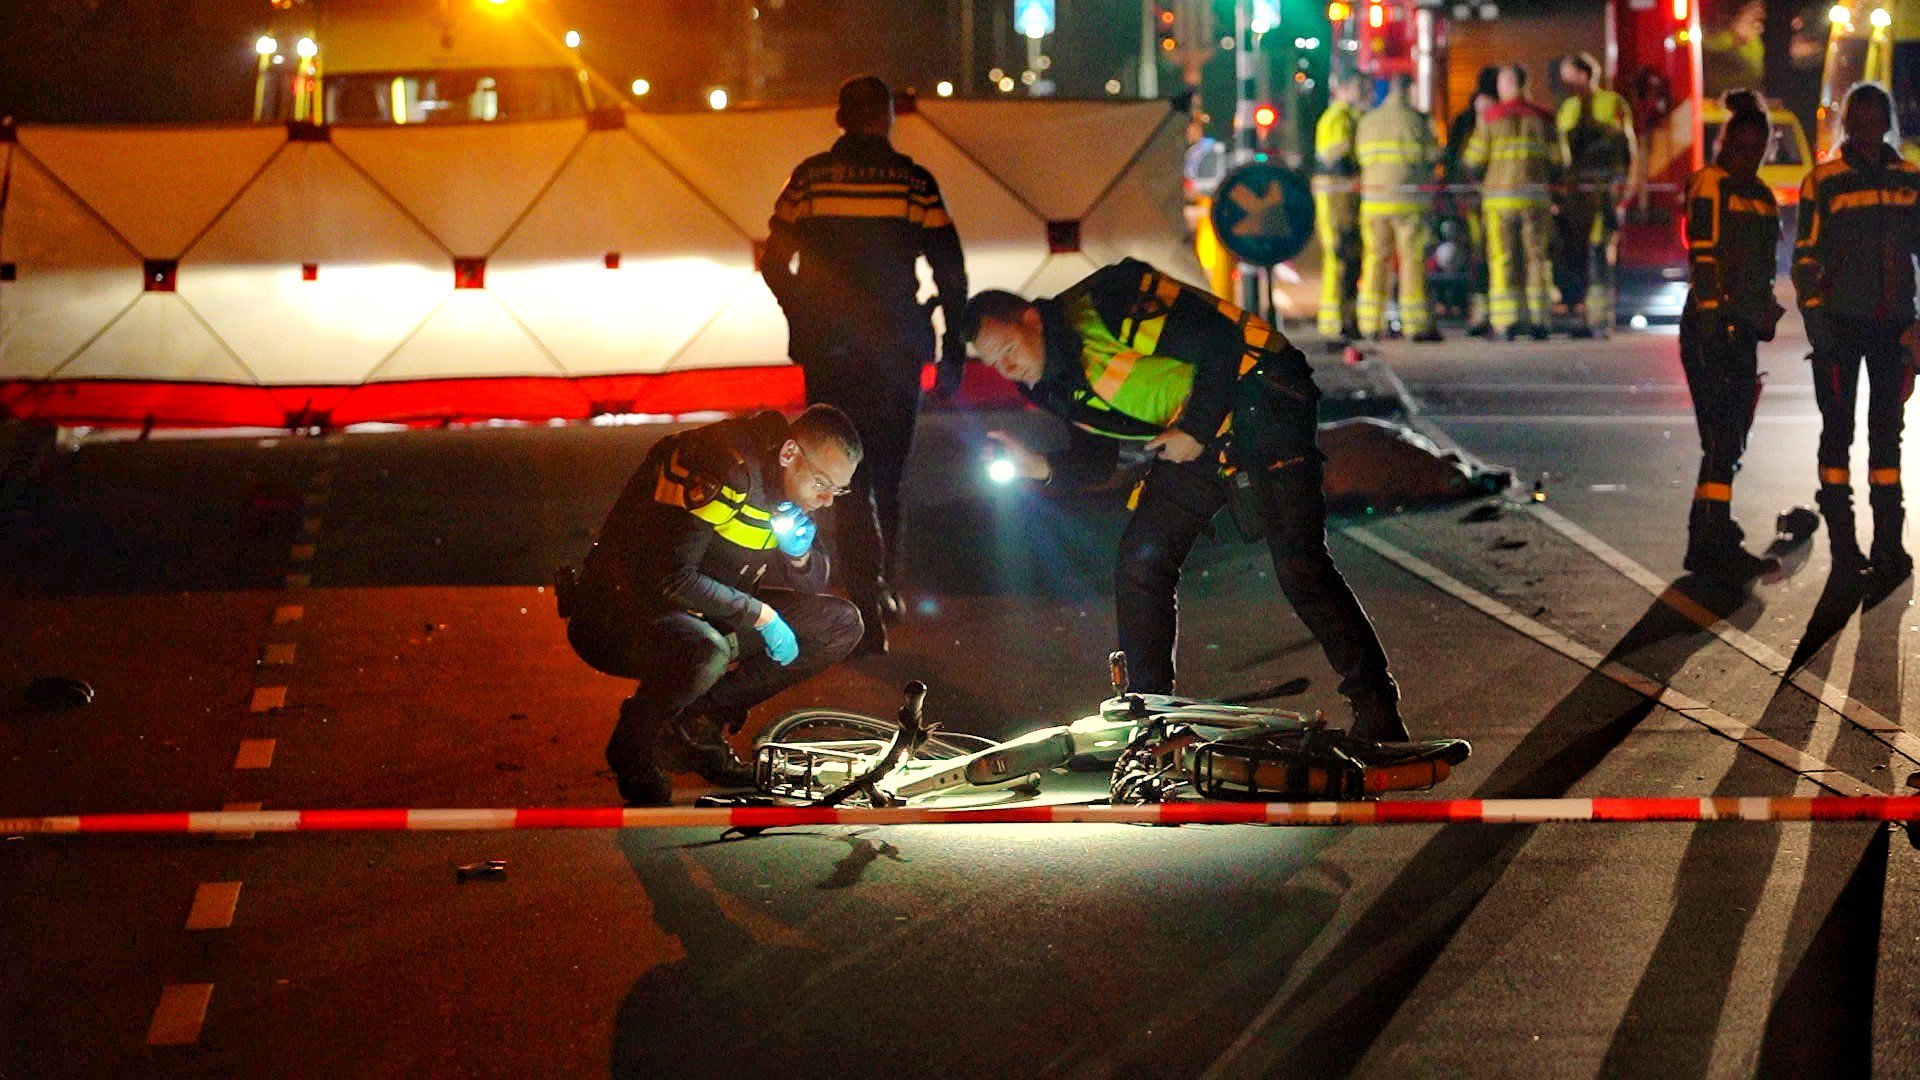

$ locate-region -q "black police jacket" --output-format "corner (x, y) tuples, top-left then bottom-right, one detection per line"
(762, 133), (969, 365)
(577, 412), (825, 631)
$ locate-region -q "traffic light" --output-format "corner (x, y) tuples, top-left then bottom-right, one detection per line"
(1253, 102), (1278, 152)
(1155, 4), (1177, 52)
(1327, 1), (1351, 23)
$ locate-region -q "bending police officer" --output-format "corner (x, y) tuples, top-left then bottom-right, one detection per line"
(763, 75), (969, 653)
(964, 260), (1410, 743)
(564, 407), (866, 806)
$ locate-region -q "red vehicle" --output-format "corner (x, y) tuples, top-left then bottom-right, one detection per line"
(1610, 0), (1706, 321)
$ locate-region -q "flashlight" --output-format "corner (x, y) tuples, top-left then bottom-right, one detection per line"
(987, 457), (1018, 485)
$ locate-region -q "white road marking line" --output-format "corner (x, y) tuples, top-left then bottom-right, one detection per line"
(233, 739), (276, 770)
(145, 984), (213, 1046)
(248, 686), (286, 714)
(1435, 413), (1822, 426)
(185, 882), (242, 930)
(220, 801), (261, 842)
(1340, 526), (1872, 795)
(272, 605), (304, 625)
(1529, 504), (1920, 766)
(260, 643), (296, 665)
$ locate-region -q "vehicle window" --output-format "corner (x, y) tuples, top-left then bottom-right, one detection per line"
(325, 67), (583, 124)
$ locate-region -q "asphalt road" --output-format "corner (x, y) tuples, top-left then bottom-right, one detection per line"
(4, 314), (1920, 1078)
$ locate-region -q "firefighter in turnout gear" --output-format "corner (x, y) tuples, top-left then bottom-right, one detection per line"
(1680, 91), (1785, 579)
(1314, 74), (1365, 343)
(1354, 74), (1442, 342)
(1555, 53), (1637, 337)
(563, 407), (866, 806)
(962, 260), (1410, 744)
(1793, 83), (1920, 580)
(763, 75), (969, 655)
(1464, 65), (1563, 340)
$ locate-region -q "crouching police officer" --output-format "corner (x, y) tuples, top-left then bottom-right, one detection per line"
(1679, 91), (1783, 578)
(562, 406), (866, 805)
(964, 259), (1410, 743)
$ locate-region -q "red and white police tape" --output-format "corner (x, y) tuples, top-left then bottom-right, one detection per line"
(5, 797), (1920, 835)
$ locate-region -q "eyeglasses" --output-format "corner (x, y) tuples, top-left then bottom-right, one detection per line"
(796, 442), (853, 497)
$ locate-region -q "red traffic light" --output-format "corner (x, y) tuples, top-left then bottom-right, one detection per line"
(1252, 103), (1278, 128)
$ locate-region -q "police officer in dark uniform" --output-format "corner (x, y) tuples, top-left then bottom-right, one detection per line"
(762, 75), (970, 654)
(563, 406), (866, 806)
(1793, 83), (1920, 579)
(1679, 90), (1784, 579)
(964, 259), (1410, 744)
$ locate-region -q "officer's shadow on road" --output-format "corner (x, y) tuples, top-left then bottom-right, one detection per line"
(1211, 572), (1779, 1075)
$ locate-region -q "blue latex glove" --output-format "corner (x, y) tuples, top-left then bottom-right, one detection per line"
(772, 503), (816, 559)
(757, 610), (799, 666)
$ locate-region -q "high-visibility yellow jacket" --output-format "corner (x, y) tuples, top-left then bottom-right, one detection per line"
(1313, 100), (1363, 193)
(1556, 88), (1635, 182)
(1354, 87), (1435, 213)
(1464, 98), (1564, 211)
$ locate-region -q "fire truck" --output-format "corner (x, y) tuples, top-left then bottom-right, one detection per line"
(252, 0), (597, 125)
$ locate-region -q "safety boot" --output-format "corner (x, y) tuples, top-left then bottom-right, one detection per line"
(606, 698), (673, 806)
(1871, 490), (1913, 581)
(1684, 502), (1773, 580)
(664, 706), (756, 787)
(1818, 486), (1871, 577)
(1345, 680), (1410, 744)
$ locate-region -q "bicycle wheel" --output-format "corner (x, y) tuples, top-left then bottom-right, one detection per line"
(758, 709), (994, 760)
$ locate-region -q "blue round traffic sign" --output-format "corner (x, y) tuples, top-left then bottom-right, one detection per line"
(1209, 163), (1315, 267)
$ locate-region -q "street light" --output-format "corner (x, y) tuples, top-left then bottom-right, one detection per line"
(630, 79), (650, 96)
(936, 80), (954, 97)
(708, 87), (729, 110)
(564, 29), (580, 48)
(1872, 7), (1893, 28)
(255, 35), (278, 56)
(295, 36), (318, 58)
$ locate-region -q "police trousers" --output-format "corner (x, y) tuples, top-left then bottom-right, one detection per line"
(802, 347), (924, 606)
(1113, 383), (1396, 721)
(568, 590), (862, 781)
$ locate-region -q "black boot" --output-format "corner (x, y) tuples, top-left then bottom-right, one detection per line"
(1870, 488), (1912, 580)
(1818, 485), (1871, 576)
(1684, 500), (1774, 580)
(1346, 679), (1410, 744)
(606, 698), (672, 806)
(667, 706), (756, 787)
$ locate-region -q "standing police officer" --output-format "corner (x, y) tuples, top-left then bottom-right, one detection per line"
(1680, 91), (1783, 579)
(1354, 74), (1442, 342)
(1314, 73), (1366, 345)
(763, 75), (969, 653)
(1793, 83), (1920, 579)
(963, 260), (1410, 744)
(564, 406), (866, 806)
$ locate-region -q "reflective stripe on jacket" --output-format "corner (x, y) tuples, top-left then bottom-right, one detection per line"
(1354, 88), (1436, 214)
(1792, 140), (1920, 317)
(1463, 98), (1563, 211)
(1685, 163), (1778, 328)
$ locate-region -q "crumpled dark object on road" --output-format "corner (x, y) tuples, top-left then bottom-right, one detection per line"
(1319, 418), (1511, 510)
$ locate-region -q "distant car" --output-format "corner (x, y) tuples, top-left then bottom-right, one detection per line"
(1700, 98), (1813, 208)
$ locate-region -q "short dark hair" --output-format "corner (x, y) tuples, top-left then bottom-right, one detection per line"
(791, 403), (863, 461)
(1505, 64), (1529, 90)
(961, 289), (1035, 342)
(1563, 53), (1595, 79)
(1721, 89), (1770, 143)
(1843, 81), (1893, 128)
(836, 75), (892, 130)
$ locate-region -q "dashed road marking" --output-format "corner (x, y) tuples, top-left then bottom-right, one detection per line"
(1341, 525), (1877, 796)
(145, 984), (213, 1046)
(248, 686), (286, 714)
(272, 605), (304, 625)
(185, 882), (242, 930)
(234, 739), (276, 770)
(260, 643), (296, 665)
